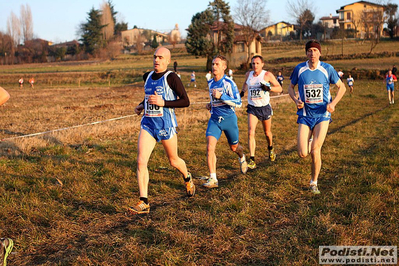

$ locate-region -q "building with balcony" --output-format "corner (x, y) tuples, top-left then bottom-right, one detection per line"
(336, 1), (385, 39)
(260, 21), (295, 39)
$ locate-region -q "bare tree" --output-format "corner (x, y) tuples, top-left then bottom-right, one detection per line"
(234, 0), (269, 65)
(101, 1), (115, 41)
(7, 11), (21, 47)
(360, 5), (385, 54)
(20, 4), (33, 44)
(286, 0), (316, 41)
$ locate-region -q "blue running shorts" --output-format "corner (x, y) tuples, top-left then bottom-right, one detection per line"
(297, 116), (331, 130)
(206, 114), (239, 145)
(387, 84), (394, 91)
(142, 125), (177, 142)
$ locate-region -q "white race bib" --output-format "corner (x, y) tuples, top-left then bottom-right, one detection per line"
(249, 87), (262, 102)
(211, 87), (226, 107)
(304, 84), (323, 104)
(144, 94), (163, 117)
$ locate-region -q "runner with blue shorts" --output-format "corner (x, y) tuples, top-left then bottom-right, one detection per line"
(129, 47), (195, 214)
(288, 40), (346, 194)
(203, 55), (248, 189)
(385, 70), (397, 105)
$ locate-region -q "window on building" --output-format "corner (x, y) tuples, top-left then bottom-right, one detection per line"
(236, 43), (245, 53)
(347, 24), (352, 29)
(347, 12), (351, 20)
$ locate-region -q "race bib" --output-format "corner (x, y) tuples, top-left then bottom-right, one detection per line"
(304, 84), (323, 104)
(249, 87), (262, 102)
(211, 87), (226, 107)
(348, 81), (353, 86)
(144, 94), (163, 117)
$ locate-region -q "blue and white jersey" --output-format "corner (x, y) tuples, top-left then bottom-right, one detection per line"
(290, 61), (340, 118)
(347, 77), (354, 86)
(141, 71), (178, 129)
(208, 75), (241, 117)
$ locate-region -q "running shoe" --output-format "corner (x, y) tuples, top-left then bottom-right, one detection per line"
(128, 201), (150, 214)
(309, 184), (321, 194)
(185, 173), (195, 197)
(202, 178), (219, 188)
(269, 148), (276, 162)
(239, 157), (248, 174)
(1, 238), (13, 266)
(248, 159), (257, 169)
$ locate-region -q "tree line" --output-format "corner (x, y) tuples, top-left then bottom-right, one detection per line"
(0, 0), (398, 65)
(0, 1), (128, 64)
(185, 0), (398, 69)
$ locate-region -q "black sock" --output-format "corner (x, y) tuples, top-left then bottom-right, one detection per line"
(140, 197), (148, 204)
(268, 146), (273, 150)
(184, 176), (191, 182)
(250, 156), (255, 161)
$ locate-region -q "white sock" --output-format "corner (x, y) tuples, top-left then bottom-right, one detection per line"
(310, 180), (318, 186)
(210, 173), (217, 181)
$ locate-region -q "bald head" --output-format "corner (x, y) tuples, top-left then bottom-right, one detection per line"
(153, 47), (171, 73)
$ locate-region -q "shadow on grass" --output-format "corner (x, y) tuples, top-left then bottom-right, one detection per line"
(328, 105), (389, 136)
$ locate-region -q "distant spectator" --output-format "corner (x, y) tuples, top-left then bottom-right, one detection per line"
(392, 65), (397, 75)
(29, 77), (35, 88)
(19, 78), (23, 88)
(228, 68), (233, 80)
(347, 74), (354, 94)
(205, 71), (212, 81)
(174, 61), (178, 72)
(337, 69), (344, 80)
(188, 71), (196, 88)
(277, 71), (284, 94)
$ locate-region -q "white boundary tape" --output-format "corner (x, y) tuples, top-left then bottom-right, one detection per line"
(0, 94), (289, 142)
(0, 114), (137, 142)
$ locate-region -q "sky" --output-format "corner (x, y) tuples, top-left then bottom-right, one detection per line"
(0, 0), (391, 43)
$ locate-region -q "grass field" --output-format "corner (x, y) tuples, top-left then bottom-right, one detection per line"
(0, 43), (398, 265)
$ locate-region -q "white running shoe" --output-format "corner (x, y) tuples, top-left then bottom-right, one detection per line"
(239, 157), (248, 174)
(202, 178), (219, 188)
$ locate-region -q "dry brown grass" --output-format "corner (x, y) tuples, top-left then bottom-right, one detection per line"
(0, 52), (398, 265)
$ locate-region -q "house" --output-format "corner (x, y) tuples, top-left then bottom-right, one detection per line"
(320, 14), (340, 28)
(121, 28), (168, 47)
(51, 40), (79, 50)
(210, 21), (262, 68)
(318, 14), (340, 39)
(260, 21), (295, 39)
(336, 1), (386, 39)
